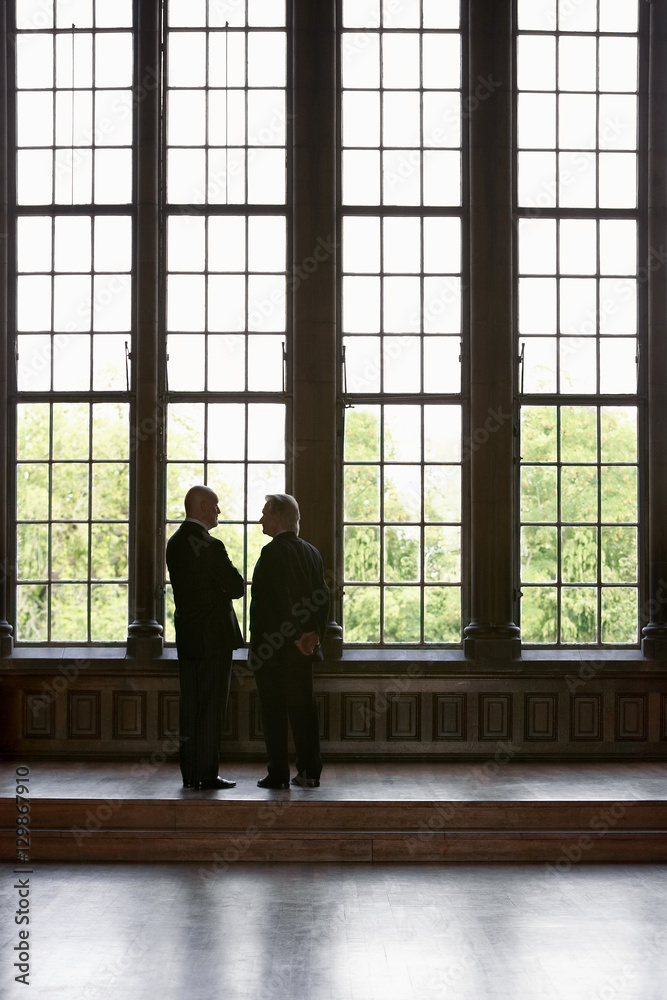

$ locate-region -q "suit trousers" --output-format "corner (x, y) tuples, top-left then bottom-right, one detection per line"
(178, 652), (233, 784)
(254, 659), (322, 783)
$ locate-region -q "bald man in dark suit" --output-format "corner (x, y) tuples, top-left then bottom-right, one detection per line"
(166, 485), (244, 791)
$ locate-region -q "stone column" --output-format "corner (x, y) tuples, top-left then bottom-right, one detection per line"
(127, 0), (163, 657)
(463, 0), (520, 660)
(291, 0), (342, 657)
(0, 0), (13, 656)
(642, 1), (667, 658)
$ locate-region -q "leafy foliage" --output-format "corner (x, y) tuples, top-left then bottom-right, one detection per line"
(16, 402), (129, 642)
(14, 400), (640, 646)
(520, 405), (638, 644)
(343, 405), (461, 643)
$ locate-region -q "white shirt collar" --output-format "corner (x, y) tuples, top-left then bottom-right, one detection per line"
(185, 517), (210, 532)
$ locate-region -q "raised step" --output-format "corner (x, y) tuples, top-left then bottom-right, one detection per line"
(2, 796), (667, 863)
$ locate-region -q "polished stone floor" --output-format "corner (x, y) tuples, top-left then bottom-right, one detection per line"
(1, 861), (667, 1000)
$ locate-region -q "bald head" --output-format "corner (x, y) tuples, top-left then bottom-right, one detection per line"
(184, 485), (219, 529)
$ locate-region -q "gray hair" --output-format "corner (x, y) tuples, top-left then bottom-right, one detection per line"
(265, 493), (300, 534)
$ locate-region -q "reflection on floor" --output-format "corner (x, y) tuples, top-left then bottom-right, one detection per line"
(2, 860), (667, 1000)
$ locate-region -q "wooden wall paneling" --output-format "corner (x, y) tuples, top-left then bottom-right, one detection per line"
(323, 681), (341, 742)
(315, 692), (329, 742)
(420, 691), (433, 742)
(616, 694), (647, 741)
(387, 693), (421, 740)
(433, 693), (466, 740)
(341, 693), (375, 741)
(648, 692), (661, 742)
(112, 691), (147, 740)
(158, 690), (180, 741)
(23, 690), (55, 739)
(603, 686), (616, 743)
(571, 694), (603, 741)
(524, 694), (557, 741)
(67, 691), (101, 739)
(6, 662), (667, 757)
(479, 694), (512, 741)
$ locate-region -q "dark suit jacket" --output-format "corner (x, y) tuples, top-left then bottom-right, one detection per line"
(166, 520), (244, 659)
(249, 531), (329, 668)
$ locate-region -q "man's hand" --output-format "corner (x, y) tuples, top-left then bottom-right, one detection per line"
(294, 631), (320, 656)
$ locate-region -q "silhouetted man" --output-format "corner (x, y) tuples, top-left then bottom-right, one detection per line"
(166, 485), (244, 791)
(249, 493), (329, 789)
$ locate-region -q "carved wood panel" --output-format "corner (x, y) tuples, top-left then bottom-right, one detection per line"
(7, 664), (667, 758)
(23, 691), (55, 739)
(571, 694), (602, 741)
(158, 691), (180, 741)
(433, 694), (466, 740)
(341, 693), (375, 740)
(68, 691), (101, 739)
(316, 693), (329, 741)
(112, 692), (146, 739)
(388, 694), (421, 740)
(616, 694), (646, 741)
(479, 694), (511, 740)
(525, 694), (557, 741)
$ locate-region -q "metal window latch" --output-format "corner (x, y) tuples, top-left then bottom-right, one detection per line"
(124, 341), (131, 391)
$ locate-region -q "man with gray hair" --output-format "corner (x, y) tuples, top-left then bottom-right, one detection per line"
(249, 493), (329, 789)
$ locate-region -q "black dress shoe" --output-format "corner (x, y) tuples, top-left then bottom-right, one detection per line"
(257, 776), (290, 790)
(194, 777), (236, 790)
